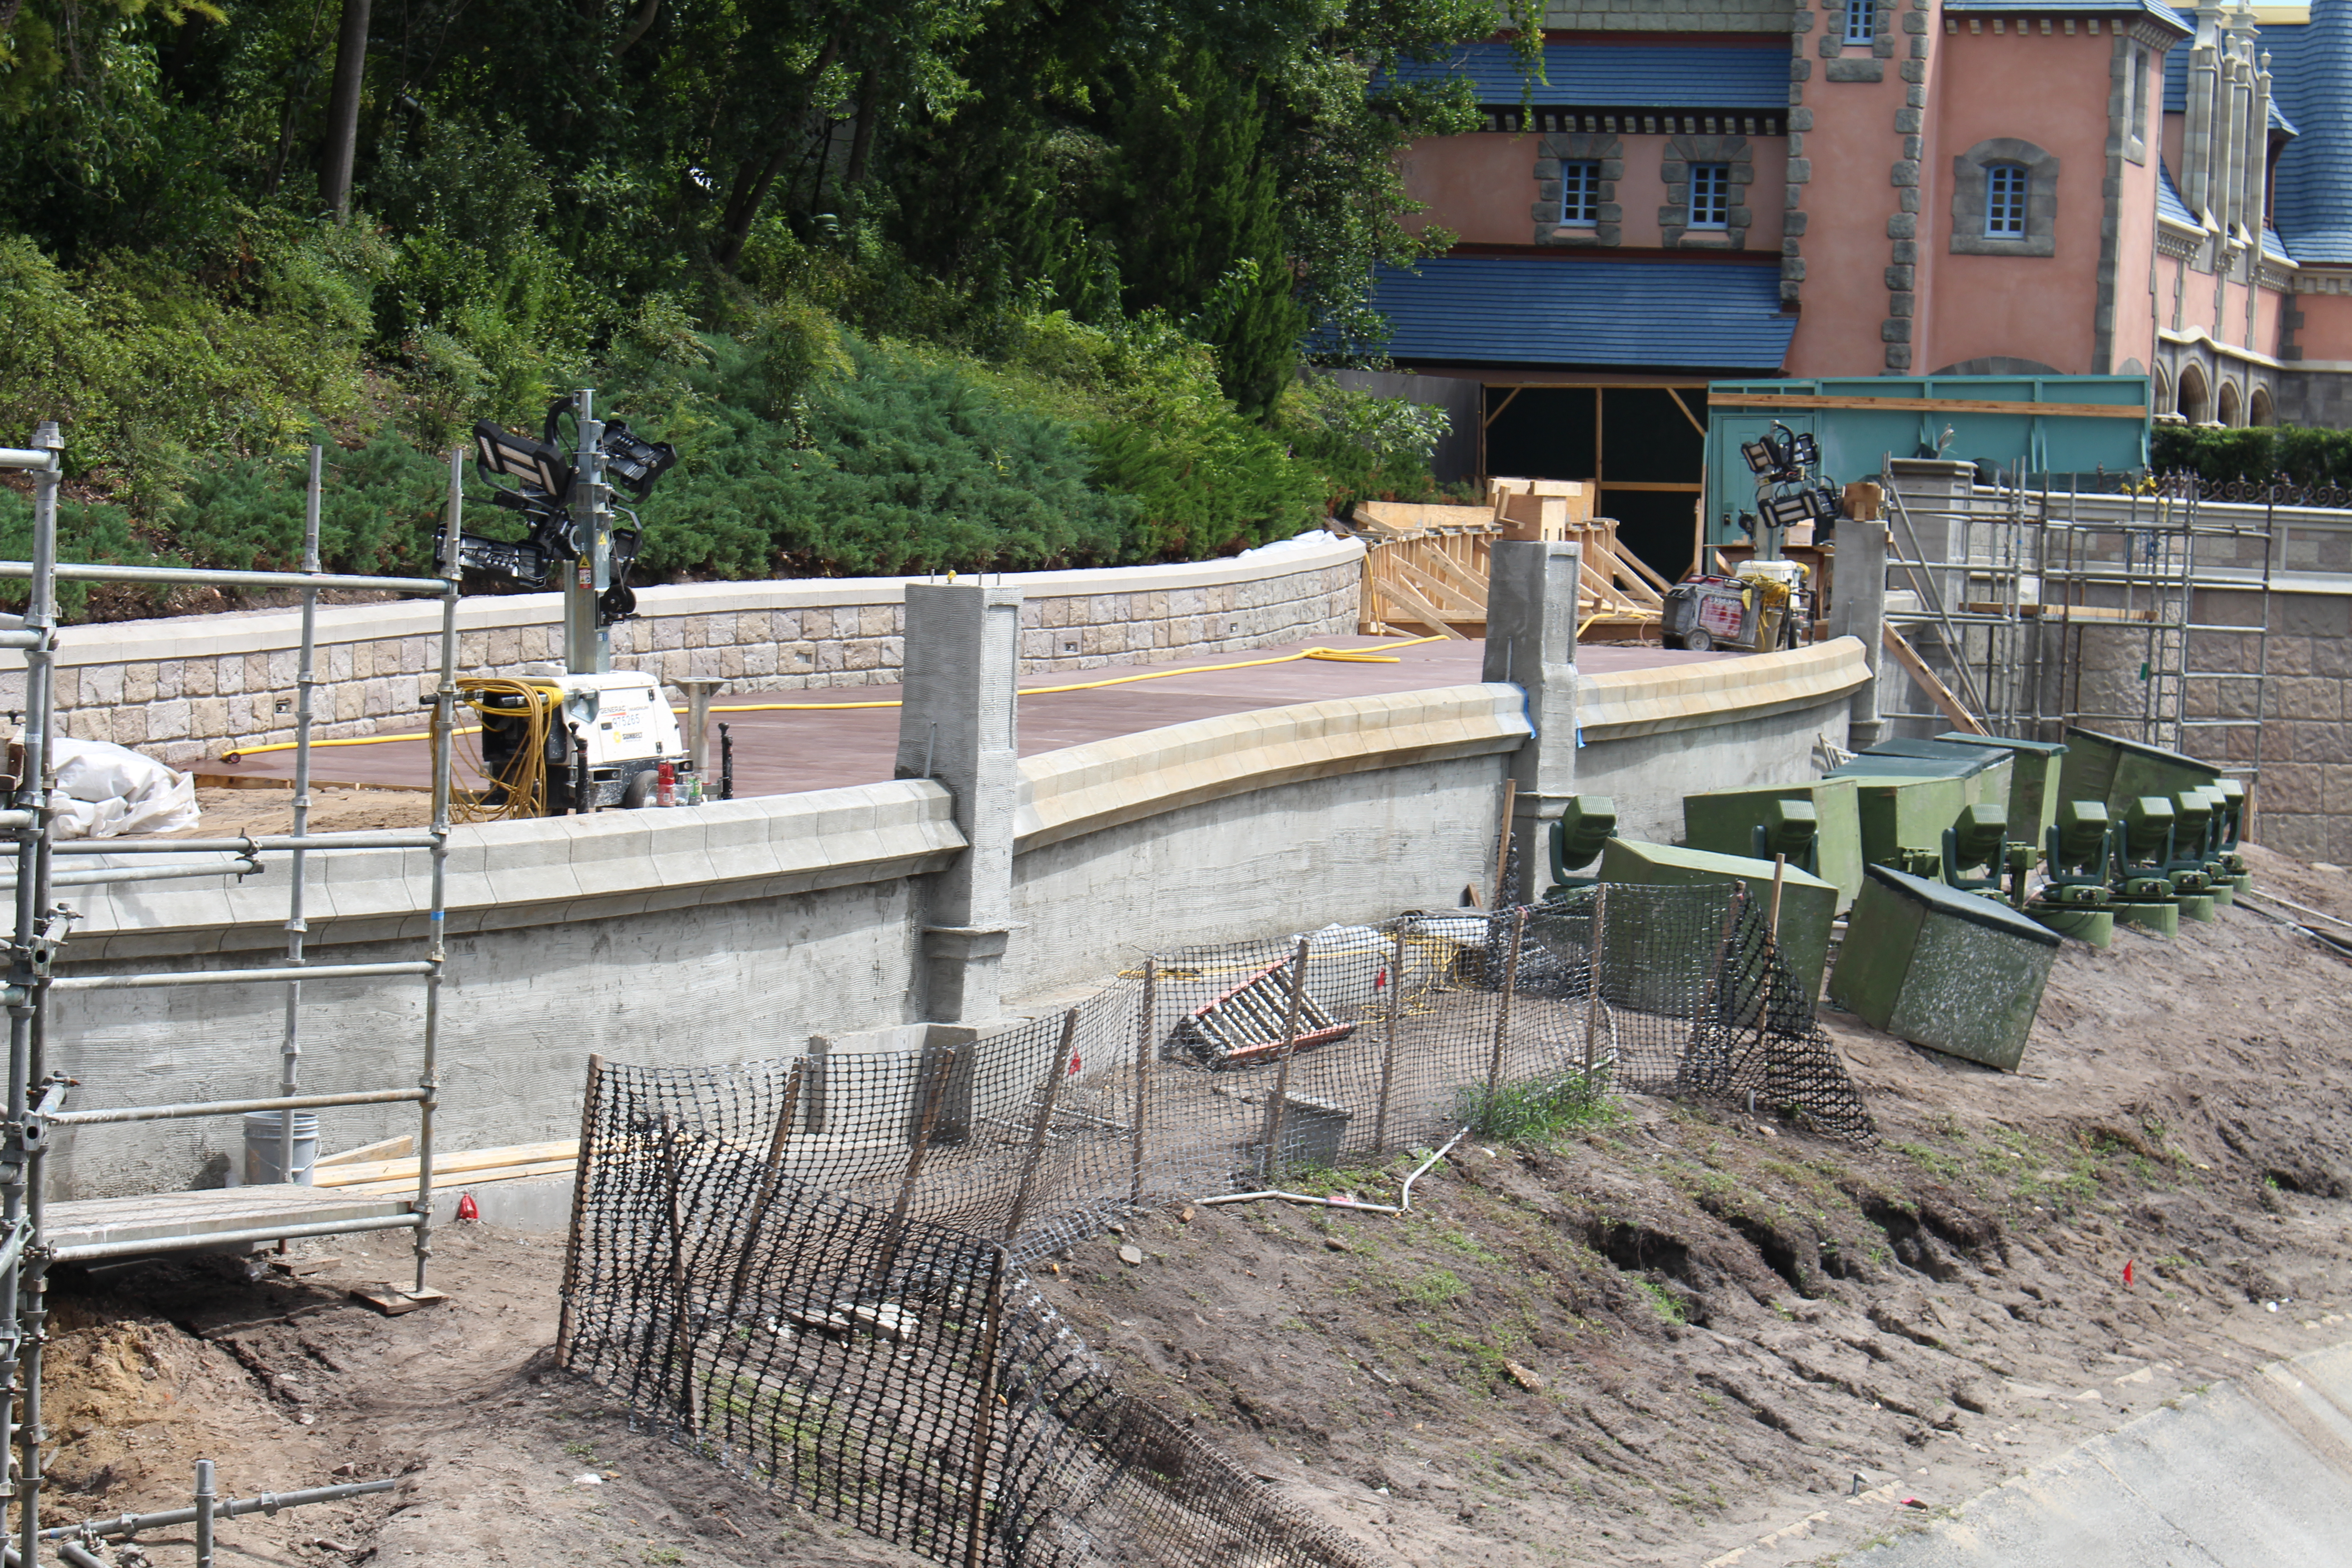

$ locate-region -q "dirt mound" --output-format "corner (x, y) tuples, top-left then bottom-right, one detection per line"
(28, 843), (2352, 1568)
(1018, 843), (2352, 1565)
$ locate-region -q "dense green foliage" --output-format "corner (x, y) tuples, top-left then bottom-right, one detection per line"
(0, 0), (1531, 614)
(2151, 422), (2352, 488)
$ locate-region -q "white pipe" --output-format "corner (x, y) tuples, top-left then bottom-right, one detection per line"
(1196, 1125), (1471, 1216)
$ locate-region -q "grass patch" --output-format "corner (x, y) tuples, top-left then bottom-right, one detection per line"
(1635, 1280), (1687, 1324)
(1455, 1068), (1620, 1146)
(1402, 1268), (1469, 1310)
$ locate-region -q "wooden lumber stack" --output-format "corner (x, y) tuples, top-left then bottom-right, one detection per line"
(1347, 480), (1671, 641)
(313, 1137), (578, 1195)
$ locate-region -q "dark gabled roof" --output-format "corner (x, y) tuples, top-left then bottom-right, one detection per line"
(1382, 42), (1789, 110)
(1944, 0), (2190, 30)
(2157, 160), (2199, 227)
(1369, 257), (1795, 371)
(2164, 16), (2307, 130)
(2268, 7), (2352, 264)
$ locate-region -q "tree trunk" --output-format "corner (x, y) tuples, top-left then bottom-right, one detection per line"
(611, 0), (662, 59)
(844, 65), (882, 187)
(320, 0), (373, 220)
(714, 34), (839, 269)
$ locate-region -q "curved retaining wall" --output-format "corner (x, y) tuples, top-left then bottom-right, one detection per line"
(17, 535), (1364, 769)
(42, 643), (1864, 1199)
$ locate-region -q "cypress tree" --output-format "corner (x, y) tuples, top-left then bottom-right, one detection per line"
(1117, 50), (1305, 421)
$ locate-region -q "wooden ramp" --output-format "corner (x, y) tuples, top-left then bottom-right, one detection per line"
(46, 1186), (420, 1262)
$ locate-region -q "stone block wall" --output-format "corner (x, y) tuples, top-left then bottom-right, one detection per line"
(27, 541), (1364, 769)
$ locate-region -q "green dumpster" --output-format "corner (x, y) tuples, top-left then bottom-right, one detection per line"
(2058, 727), (2221, 817)
(1826, 864), (2060, 1071)
(1935, 733), (2071, 842)
(1822, 767), (1975, 879)
(1682, 777), (1866, 911)
(1599, 838), (1840, 1009)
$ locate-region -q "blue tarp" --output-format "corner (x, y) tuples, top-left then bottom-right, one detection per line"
(1371, 257), (1795, 370)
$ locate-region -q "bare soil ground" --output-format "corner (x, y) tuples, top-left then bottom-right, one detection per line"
(167, 787), (432, 838)
(31, 842), (2352, 1568)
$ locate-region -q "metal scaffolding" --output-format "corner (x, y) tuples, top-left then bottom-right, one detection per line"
(1875, 462), (2280, 810)
(0, 424), (461, 1558)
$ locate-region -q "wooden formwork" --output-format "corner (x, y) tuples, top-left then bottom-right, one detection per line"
(1348, 494), (1672, 642)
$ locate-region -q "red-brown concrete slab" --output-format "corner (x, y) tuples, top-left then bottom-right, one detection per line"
(196, 635), (1734, 799)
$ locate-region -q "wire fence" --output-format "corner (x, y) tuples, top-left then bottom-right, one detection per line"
(559, 882), (1872, 1568)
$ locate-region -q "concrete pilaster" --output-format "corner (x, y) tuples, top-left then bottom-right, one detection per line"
(895, 584), (1022, 1023)
(1481, 541), (1581, 901)
(1830, 521), (1889, 748)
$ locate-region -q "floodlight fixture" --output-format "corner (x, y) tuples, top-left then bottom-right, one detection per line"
(1758, 489), (1815, 532)
(598, 420), (678, 503)
(473, 420), (572, 498)
(1741, 437), (1777, 475)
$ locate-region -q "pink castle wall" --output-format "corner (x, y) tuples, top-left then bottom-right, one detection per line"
(2295, 291), (2352, 362)
(1921, 29), (2121, 374)
(1401, 131), (1786, 253)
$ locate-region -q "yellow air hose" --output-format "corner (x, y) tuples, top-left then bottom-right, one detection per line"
(218, 633), (1450, 760)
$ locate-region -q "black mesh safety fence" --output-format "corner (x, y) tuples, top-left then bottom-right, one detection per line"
(559, 883), (1873, 1568)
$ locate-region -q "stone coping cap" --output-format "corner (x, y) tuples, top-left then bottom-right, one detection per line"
(42, 535), (1366, 668)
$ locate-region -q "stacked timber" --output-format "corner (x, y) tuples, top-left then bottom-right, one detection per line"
(312, 1136), (578, 1195)
(1345, 478), (1670, 641)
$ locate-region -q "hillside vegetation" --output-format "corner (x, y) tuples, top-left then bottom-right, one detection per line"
(0, 0), (1536, 616)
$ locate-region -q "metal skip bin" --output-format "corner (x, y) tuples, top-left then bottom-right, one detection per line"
(1827, 864), (2061, 1071)
(1682, 776), (1866, 912)
(1597, 838), (1841, 1010)
(1936, 732), (2071, 843)
(2057, 727), (2221, 817)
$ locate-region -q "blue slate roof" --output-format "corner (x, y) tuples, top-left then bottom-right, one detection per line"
(2267, 6), (2352, 263)
(2164, 18), (2306, 129)
(1369, 257), (1795, 370)
(1382, 42), (1789, 109)
(2157, 160), (2197, 227)
(1945, 0), (2188, 27)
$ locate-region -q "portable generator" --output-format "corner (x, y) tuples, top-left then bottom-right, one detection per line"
(1662, 564), (1807, 652)
(459, 667), (687, 814)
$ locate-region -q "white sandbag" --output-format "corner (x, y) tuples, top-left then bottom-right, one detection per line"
(46, 736), (200, 838)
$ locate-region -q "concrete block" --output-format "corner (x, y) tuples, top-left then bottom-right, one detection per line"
(146, 698), (191, 741)
(2277, 676), (2339, 722)
(124, 663), (159, 705)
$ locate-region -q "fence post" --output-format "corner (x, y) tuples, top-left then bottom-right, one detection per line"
(1484, 909), (1528, 1105)
(724, 1060), (805, 1320)
(1256, 937), (1313, 1183)
(1131, 961), (1156, 1206)
(1582, 887), (1607, 1079)
(963, 1250), (1009, 1568)
(1373, 929), (1405, 1152)
(1004, 1011), (1077, 1243)
(555, 1052), (605, 1367)
(655, 1113), (696, 1425)
(878, 1046), (958, 1282)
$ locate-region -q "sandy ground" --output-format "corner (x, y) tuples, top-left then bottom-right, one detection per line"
(28, 842), (2352, 1568)
(157, 787), (434, 839)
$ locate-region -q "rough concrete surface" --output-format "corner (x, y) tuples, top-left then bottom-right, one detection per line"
(1852, 1341), (2352, 1566)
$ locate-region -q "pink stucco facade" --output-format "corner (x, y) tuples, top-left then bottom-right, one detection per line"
(1387, 4), (2352, 432)
(1401, 131), (1788, 254)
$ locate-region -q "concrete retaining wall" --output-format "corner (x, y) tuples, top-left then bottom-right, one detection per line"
(41, 643), (1864, 1200)
(20, 536), (1364, 769)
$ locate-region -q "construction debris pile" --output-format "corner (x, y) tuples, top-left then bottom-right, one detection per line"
(557, 888), (1868, 1568)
